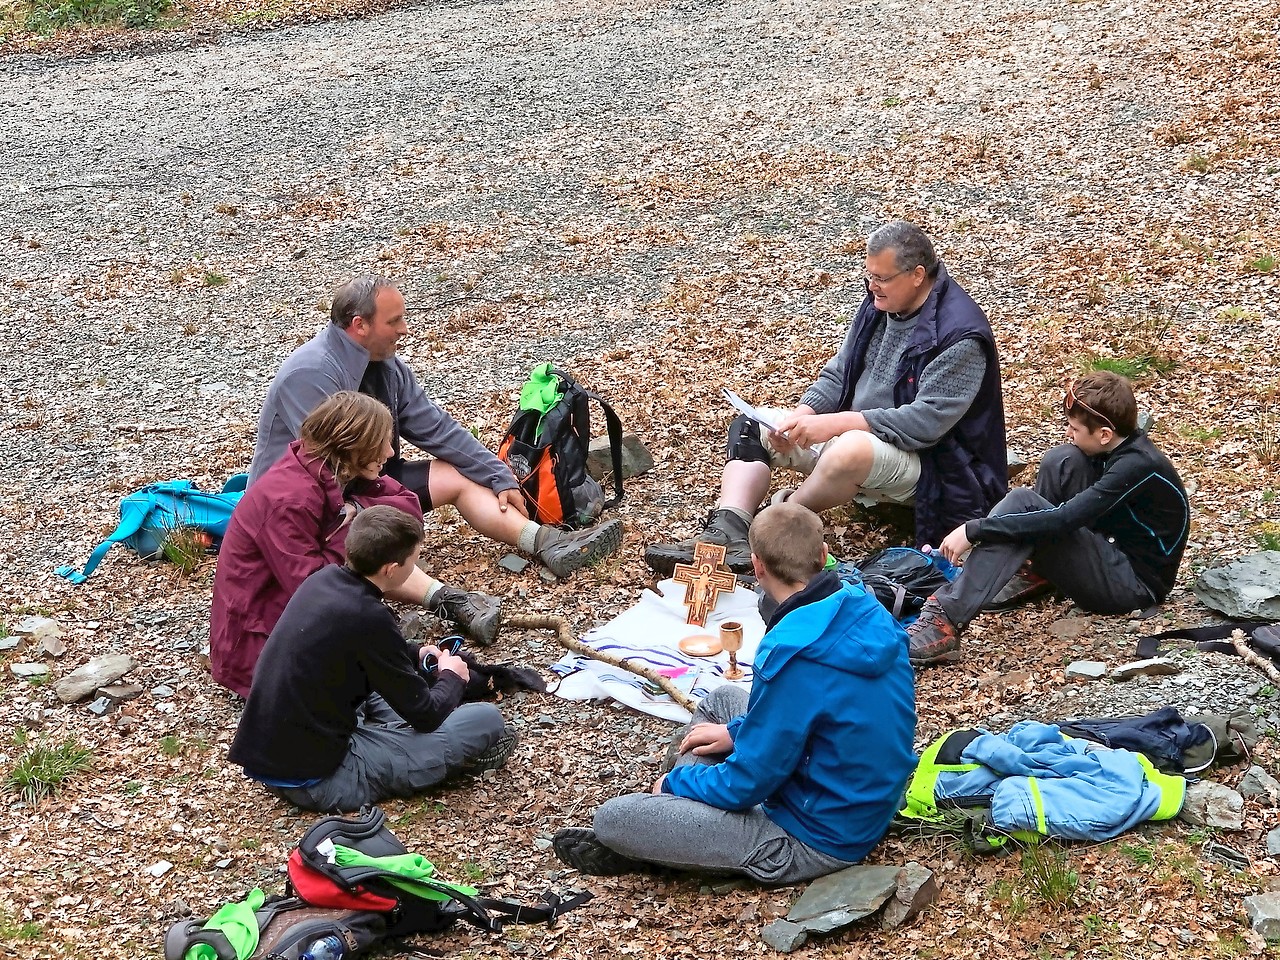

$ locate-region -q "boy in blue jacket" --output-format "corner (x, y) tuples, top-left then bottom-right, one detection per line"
(552, 502), (917, 884)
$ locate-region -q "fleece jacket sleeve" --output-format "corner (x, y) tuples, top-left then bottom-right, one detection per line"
(800, 318), (861, 415)
(662, 667), (814, 811)
(255, 499), (344, 597)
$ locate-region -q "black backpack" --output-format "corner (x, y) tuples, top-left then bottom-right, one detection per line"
(498, 365), (623, 528)
(856, 547), (958, 621)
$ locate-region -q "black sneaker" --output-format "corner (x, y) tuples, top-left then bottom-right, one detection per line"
(551, 828), (643, 876)
(470, 730), (518, 773)
(644, 508), (753, 578)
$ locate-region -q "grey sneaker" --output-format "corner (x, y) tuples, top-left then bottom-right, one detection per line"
(644, 508), (752, 578)
(470, 729), (518, 773)
(429, 586), (502, 647)
(536, 519), (624, 579)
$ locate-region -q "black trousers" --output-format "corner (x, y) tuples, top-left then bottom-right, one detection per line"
(937, 444), (1154, 627)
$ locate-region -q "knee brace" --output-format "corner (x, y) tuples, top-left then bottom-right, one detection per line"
(727, 415), (769, 465)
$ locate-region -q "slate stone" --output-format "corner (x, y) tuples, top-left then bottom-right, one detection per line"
(1065, 660), (1107, 680)
(538, 568), (559, 584)
(41, 635), (68, 660)
(1238, 766), (1280, 806)
(1006, 449), (1028, 480)
(787, 864), (900, 933)
(1111, 657), (1180, 681)
(1136, 410), (1156, 434)
(146, 860), (174, 878)
(760, 919), (808, 953)
(87, 696), (113, 717)
(1243, 892), (1280, 940)
(11, 616), (61, 641)
(499, 554), (530, 574)
(0, 636), (21, 652)
(1266, 827), (1280, 857)
(152, 684), (175, 698)
(1193, 551), (1280, 621)
(99, 682), (143, 702)
(10, 662), (50, 679)
(55, 654), (134, 703)
(1178, 780), (1244, 830)
(586, 432), (655, 481)
(881, 862), (939, 929)
(1202, 842), (1248, 870)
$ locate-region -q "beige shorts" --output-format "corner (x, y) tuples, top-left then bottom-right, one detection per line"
(757, 408), (920, 505)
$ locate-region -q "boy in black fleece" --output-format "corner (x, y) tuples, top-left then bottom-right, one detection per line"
(228, 505), (515, 811)
(908, 372), (1189, 667)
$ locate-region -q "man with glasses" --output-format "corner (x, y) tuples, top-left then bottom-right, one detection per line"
(646, 220), (1007, 577)
(907, 372), (1189, 667)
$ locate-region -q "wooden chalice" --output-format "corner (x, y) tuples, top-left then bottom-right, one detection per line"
(720, 621), (745, 680)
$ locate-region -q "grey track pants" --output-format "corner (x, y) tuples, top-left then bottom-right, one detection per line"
(937, 443), (1155, 627)
(592, 686), (857, 885)
(276, 695), (505, 812)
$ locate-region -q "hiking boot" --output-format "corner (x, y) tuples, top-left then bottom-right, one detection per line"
(552, 827), (644, 876)
(907, 597), (963, 667)
(535, 519), (624, 579)
(429, 586), (502, 647)
(982, 566), (1054, 612)
(644, 508), (753, 578)
(470, 729), (519, 773)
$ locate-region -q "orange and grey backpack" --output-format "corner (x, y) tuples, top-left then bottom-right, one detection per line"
(498, 364), (623, 528)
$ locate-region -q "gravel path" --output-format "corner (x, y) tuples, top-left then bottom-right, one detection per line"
(1, 0), (1277, 955)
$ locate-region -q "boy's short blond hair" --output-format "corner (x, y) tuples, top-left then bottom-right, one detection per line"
(748, 503), (826, 586)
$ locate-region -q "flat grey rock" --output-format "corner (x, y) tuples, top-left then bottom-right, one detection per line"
(55, 655), (134, 703)
(1111, 657), (1180, 681)
(881, 862), (938, 929)
(99, 682), (144, 702)
(0, 636), (22, 651)
(151, 684), (175, 698)
(787, 864), (900, 933)
(760, 919), (808, 953)
(1136, 410), (1156, 434)
(87, 696), (113, 717)
(1178, 780), (1244, 830)
(146, 860), (174, 878)
(1065, 660), (1107, 680)
(1266, 827), (1280, 857)
(1244, 892), (1280, 939)
(499, 553), (530, 574)
(41, 635), (68, 659)
(587, 432), (654, 481)
(1238, 765), (1280, 806)
(10, 662), (50, 679)
(1006, 448), (1028, 480)
(1193, 552), (1280, 621)
(11, 616), (61, 641)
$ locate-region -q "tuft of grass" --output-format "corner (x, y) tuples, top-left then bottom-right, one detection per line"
(0, 908), (42, 941)
(1019, 844), (1079, 908)
(1247, 253), (1275, 274)
(1182, 153), (1211, 174)
(461, 862), (486, 882)
(990, 878), (1030, 919)
(1120, 841), (1156, 866)
(202, 272), (229, 288)
(7, 739), (94, 803)
(19, 0), (169, 31)
(1254, 524), (1280, 552)
(161, 524), (208, 575)
(159, 735), (182, 757)
(1086, 354), (1177, 378)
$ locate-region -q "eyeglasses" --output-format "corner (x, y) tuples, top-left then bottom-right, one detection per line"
(1064, 381), (1115, 431)
(863, 269), (910, 288)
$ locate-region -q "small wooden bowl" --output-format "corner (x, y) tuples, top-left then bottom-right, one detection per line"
(679, 634), (723, 657)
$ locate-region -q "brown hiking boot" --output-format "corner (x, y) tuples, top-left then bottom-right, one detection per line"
(428, 586), (502, 646)
(907, 597), (963, 667)
(982, 565), (1054, 611)
(644, 508), (752, 578)
(536, 519), (624, 579)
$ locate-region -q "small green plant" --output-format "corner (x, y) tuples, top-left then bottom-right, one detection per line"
(7, 739), (94, 803)
(1256, 527), (1280, 552)
(0, 909), (42, 940)
(123, 780), (144, 795)
(1217, 305), (1262, 322)
(12, 727), (28, 748)
(1120, 841), (1156, 866)
(21, 0), (170, 31)
(1183, 153), (1211, 173)
(202, 272), (229, 288)
(159, 735), (182, 757)
(1019, 844), (1078, 908)
(461, 862), (486, 882)
(1248, 253), (1276, 273)
(161, 524), (207, 575)
(240, 838), (260, 850)
(1086, 355), (1177, 378)
(989, 878), (1029, 919)
(882, 95), (902, 107)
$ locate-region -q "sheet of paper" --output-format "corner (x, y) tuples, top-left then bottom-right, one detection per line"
(721, 387), (781, 432)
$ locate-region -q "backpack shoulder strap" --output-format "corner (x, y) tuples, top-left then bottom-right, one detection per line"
(583, 389), (624, 508)
(56, 488), (162, 584)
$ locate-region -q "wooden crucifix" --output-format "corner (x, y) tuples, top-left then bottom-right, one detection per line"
(671, 542), (737, 626)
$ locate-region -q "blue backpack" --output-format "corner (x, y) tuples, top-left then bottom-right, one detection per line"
(56, 476), (247, 584)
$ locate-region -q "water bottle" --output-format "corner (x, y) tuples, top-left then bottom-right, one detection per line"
(298, 934), (346, 960)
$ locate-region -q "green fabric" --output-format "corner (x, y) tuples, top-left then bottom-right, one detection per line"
(184, 888), (265, 960)
(332, 845), (477, 903)
(1134, 752), (1187, 820)
(899, 730), (982, 821)
(518, 363), (562, 414)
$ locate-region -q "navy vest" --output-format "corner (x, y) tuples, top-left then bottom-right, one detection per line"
(837, 264), (1007, 547)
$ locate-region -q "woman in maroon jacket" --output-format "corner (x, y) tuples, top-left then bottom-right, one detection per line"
(209, 391), (500, 697)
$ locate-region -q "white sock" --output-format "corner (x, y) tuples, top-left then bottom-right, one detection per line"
(422, 579), (443, 607)
(517, 521), (542, 553)
(717, 505), (754, 526)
